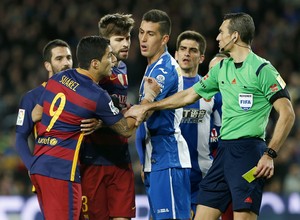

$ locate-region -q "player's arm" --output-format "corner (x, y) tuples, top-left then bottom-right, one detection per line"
(103, 77), (160, 136)
(109, 116), (137, 138)
(267, 97), (295, 152)
(255, 97), (295, 179)
(15, 132), (34, 170)
(15, 93), (38, 170)
(125, 86), (201, 125)
(139, 76), (161, 119)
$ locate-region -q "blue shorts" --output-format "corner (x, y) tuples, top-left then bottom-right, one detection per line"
(197, 138), (266, 215)
(190, 171), (202, 219)
(144, 168), (191, 220)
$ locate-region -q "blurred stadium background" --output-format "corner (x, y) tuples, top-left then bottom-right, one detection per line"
(0, 0), (300, 219)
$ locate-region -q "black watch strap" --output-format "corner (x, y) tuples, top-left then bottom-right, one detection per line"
(264, 147), (277, 159)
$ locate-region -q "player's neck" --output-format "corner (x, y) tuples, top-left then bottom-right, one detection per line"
(230, 46), (251, 63)
(180, 68), (198, 78)
(77, 68), (99, 83)
(147, 46), (165, 65)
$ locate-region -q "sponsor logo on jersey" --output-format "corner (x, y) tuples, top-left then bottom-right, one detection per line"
(158, 68), (168, 74)
(239, 93), (253, 111)
(109, 75), (118, 80)
(109, 74), (128, 86)
(181, 109), (206, 123)
(37, 137), (58, 146)
(270, 84), (278, 92)
(157, 208), (170, 213)
(16, 109), (25, 126)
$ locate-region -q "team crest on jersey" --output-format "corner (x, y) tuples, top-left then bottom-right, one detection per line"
(109, 100), (120, 115)
(239, 93), (253, 111)
(16, 109), (25, 126)
(156, 74), (165, 84)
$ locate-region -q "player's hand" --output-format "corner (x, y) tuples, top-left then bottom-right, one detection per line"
(81, 118), (103, 135)
(121, 102), (132, 115)
(125, 105), (148, 126)
(32, 104), (43, 123)
(143, 76), (161, 102)
(254, 154), (274, 179)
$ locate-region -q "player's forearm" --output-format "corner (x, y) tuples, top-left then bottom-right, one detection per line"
(140, 98), (154, 119)
(147, 87), (199, 111)
(15, 133), (33, 170)
(110, 117), (137, 138)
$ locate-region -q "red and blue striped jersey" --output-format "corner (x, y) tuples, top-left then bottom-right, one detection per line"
(31, 68), (123, 182)
(80, 61), (131, 165)
(15, 83), (46, 169)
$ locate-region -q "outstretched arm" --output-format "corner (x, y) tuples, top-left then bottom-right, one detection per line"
(125, 86), (201, 126)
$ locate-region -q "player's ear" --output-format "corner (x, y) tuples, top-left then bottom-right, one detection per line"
(91, 59), (99, 69)
(162, 35), (169, 46)
(44, 61), (52, 72)
(199, 54), (205, 64)
(175, 51), (178, 61)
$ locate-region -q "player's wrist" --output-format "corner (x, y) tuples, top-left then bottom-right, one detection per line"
(143, 90), (156, 102)
(264, 147), (277, 159)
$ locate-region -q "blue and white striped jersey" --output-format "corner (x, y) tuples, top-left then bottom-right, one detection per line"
(180, 75), (222, 186)
(139, 49), (191, 172)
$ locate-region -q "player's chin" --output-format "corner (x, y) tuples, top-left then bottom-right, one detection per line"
(140, 49), (148, 56)
(119, 52), (128, 59)
(107, 69), (112, 76)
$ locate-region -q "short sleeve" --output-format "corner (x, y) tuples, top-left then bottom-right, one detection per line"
(257, 64), (286, 102)
(193, 66), (219, 100)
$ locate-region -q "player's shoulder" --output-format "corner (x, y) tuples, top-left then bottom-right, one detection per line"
(22, 84), (45, 101)
(154, 56), (179, 75)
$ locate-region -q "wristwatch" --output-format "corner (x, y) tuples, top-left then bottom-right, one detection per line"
(264, 147), (278, 159)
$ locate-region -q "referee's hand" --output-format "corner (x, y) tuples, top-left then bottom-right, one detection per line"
(254, 155), (274, 179)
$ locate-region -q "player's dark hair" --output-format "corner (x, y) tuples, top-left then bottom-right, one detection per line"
(98, 13), (135, 38)
(176, 30), (207, 55)
(76, 36), (110, 70)
(43, 39), (71, 62)
(223, 12), (255, 45)
(142, 9), (171, 36)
